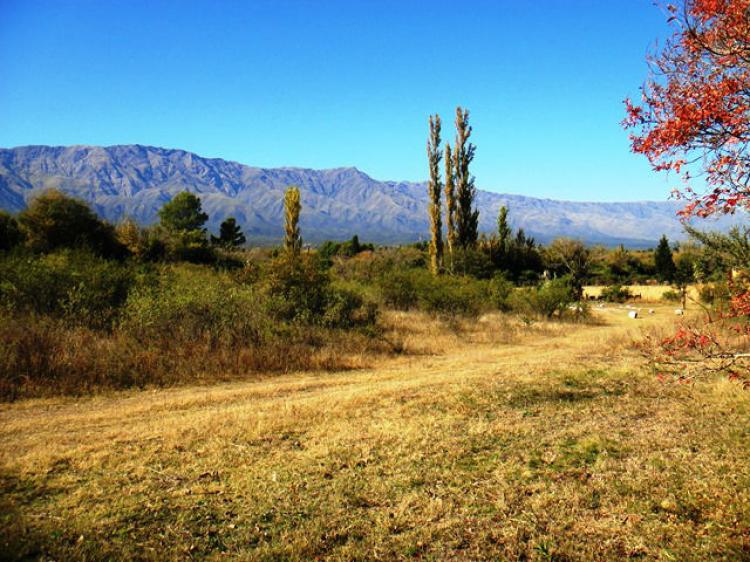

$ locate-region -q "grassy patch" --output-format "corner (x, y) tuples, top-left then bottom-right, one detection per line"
(1, 311), (749, 560)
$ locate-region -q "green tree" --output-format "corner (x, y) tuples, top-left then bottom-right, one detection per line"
(349, 235), (361, 255)
(444, 143), (457, 266)
(685, 225), (750, 275)
(547, 238), (593, 301)
(497, 206), (511, 255)
(453, 107), (479, 249)
(673, 252), (696, 309)
(427, 113), (443, 275)
(284, 186), (302, 261)
(654, 235), (676, 282)
(212, 217), (246, 248)
(0, 211), (23, 251)
(17, 190), (124, 257)
(158, 192), (208, 233)
(156, 192), (212, 262)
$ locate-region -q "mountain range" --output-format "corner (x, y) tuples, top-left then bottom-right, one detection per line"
(0, 144), (739, 247)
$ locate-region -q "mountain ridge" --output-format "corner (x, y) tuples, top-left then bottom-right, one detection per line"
(0, 144), (739, 247)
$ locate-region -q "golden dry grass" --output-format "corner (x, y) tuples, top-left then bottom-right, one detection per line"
(584, 284), (701, 302)
(1, 306), (749, 560)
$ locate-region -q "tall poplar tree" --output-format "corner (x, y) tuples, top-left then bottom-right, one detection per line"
(453, 107), (479, 248)
(427, 114), (443, 275)
(444, 143), (457, 262)
(284, 186), (302, 261)
(497, 205), (511, 253)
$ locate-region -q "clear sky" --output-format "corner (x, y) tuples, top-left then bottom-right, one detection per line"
(0, 0), (675, 201)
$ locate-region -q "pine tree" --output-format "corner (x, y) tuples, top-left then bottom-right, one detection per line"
(654, 234), (676, 282)
(158, 192), (208, 234)
(212, 217), (246, 248)
(284, 186), (302, 261)
(444, 143), (457, 265)
(427, 114), (443, 275)
(453, 107), (479, 248)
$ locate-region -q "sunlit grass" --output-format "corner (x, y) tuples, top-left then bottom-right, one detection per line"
(1, 305), (748, 560)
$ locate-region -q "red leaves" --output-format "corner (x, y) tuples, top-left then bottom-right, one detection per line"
(624, 0), (750, 218)
(650, 276), (750, 387)
(661, 325), (718, 354)
(628, 2), (750, 387)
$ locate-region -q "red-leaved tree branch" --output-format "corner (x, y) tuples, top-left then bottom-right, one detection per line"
(626, 0), (750, 386)
(624, 0), (750, 218)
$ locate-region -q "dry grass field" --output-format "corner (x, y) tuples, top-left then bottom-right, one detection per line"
(584, 285), (701, 302)
(1, 307), (749, 561)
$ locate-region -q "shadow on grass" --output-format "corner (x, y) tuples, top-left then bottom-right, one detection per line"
(507, 369), (628, 409)
(0, 471), (52, 561)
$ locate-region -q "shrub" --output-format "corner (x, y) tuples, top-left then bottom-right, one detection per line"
(487, 273), (514, 311)
(321, 286), (378, 328)
(17, 190), (126, 258)
(378, 269), (420, 310)
(331, 247), (426, 283)
(0, 250), (137, 328)
(0, 211), (23, 251)
(164, 229), (215, 263)
(417, 275), (486, 316)
(662, 289), (681, 302)
(699, 282), (731, 305)
(120, 266), (266, 347)
(116, 220), (167, 262)
(450, 248), (495, 278)
(509, 278), (576, 319)
(264, 255), (377, 328)
(375, 268), (500, 316)
(0, 317), (145, 399)
(600, 284), (632, 303)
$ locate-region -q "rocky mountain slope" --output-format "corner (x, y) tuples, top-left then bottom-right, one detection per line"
(0, 144), (737, 246)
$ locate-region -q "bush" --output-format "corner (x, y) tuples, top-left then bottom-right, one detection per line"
(417, 275), (486, 316)
(450, 248), (495, 279)
(0, 250), (138, 328)
(264, 255), (377, 328)
(0, 211), (23, 251)
(487, 274), (514, 311)
(0, 261), (386, 399)
(662, 289), (681, 302)
(600, 284), (632, 303)
(120, 266), (266, 347)
(321, 286), (378, 328)
(0, 317), (147, 399)
(699, 282), (731, 305)
(509, 278), (576, 319)
(116, 220), (167, 262)
(376, 268), (503, 316)
(330, 246), (426, 284)
(163, 229), (215, 263)
(378, 269), (420, 310)
(17, 190), (126, 258)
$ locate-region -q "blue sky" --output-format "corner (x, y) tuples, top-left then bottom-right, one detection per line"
(1, 0), (674, 201)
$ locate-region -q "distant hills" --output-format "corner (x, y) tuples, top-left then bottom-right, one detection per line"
(0, 144), (740, 247)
